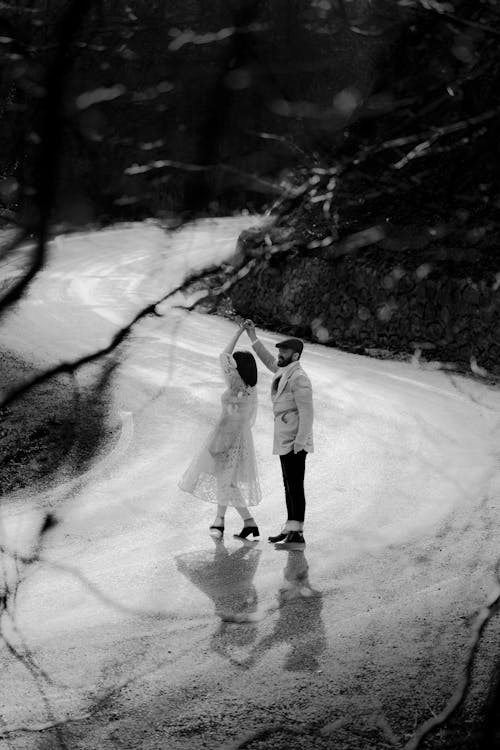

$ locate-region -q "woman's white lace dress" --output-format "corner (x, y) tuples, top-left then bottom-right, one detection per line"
(179, 353), (261, 507)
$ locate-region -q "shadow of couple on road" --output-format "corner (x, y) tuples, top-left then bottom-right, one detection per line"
(175, 543), (326, 672)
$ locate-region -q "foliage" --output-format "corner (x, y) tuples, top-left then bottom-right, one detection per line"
(0, 0), (498, 243)
(0, 0), (394, 224)
(274, 0), (500, 252)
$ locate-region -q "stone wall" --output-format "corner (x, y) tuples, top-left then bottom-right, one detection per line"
(229, 245), (500, 375)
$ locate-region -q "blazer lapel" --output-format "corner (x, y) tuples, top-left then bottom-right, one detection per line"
(275, 372), (289, 398)
(274, 363), (300, 398)
(271, 374), (282, 398)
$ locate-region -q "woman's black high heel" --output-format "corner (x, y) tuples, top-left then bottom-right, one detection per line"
(209, 525), (224, 540)
(233, 526), (260, 541)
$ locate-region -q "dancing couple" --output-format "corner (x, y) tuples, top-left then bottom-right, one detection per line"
(179, 320), (314, 550)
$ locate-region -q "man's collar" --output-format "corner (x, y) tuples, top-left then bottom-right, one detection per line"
(276, 360), (300, 376)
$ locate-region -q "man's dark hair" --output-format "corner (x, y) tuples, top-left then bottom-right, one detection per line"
(233, 350), (258, 387)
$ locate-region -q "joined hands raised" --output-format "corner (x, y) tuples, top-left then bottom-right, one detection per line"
(241, 319), (257, 342)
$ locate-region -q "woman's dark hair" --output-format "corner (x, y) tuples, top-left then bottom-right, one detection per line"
(233, 350), (258, 387)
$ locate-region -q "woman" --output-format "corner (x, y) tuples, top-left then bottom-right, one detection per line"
(179, 323), (261, 540)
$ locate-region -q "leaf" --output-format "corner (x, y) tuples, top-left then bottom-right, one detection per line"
(75, 85), (126, 110)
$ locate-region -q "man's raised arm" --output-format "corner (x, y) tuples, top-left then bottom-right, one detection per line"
(243, 320), (278, 374)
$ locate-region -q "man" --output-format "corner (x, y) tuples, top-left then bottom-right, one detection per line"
(244, 320), (314, 549)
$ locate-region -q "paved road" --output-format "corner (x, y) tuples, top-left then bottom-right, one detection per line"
(1, 217), (500, 750)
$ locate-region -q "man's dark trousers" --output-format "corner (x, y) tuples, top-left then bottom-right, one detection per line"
(279, 450), (307, 523)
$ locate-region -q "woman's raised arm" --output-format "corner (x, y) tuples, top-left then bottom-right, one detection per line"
(222, 323), (245, 355)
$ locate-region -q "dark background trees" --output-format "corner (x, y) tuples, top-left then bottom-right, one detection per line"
(0, 0), (498, 269)
(1, 0), (394, 224)
(1, 0), (498, 248)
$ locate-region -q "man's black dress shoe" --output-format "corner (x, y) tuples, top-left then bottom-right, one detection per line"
(274, 531), (306, 550)
(268, 531), (287, 543)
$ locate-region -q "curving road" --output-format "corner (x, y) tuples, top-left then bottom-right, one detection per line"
(1, 216), (500, 750)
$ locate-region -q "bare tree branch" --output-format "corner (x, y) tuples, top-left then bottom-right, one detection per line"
(0, 253), (235, 412)
(402, 569), (500, 750)
(411, 1), (500, 39)
(0, 712), (91, 739)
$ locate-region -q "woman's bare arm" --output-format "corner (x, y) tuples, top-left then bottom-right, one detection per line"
(223, 324), (245, 354)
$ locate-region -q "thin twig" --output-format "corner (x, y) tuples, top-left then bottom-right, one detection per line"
(414, 2), (500, 39)
(219, 722), (310, 750)
(0, 250), (237, 412)
(393, 107), (500, 169)
(0, 713), (91, 739)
